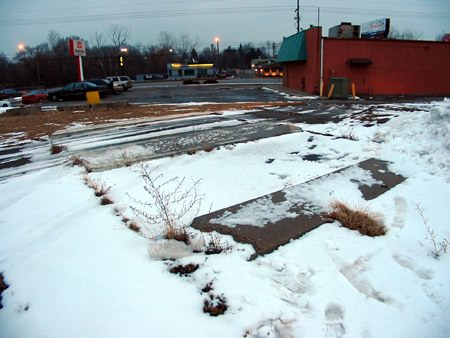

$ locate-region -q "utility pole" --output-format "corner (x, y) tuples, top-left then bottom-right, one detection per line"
(295, 0), (300, 32)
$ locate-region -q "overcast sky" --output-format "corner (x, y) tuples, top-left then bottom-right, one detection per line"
(0, 0), (448, 58)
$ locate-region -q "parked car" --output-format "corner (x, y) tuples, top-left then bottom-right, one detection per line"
(0, 100), (11, 107)
(105, 76), (133, 91)
(48, 82), (106, 102)
(21, 89), (48, 104)
(0, 88), (22, 100)
(145, 74), (165, 81)
(85, 78), (116, 95)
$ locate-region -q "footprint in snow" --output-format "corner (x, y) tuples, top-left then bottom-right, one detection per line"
(392, 254), (434, 280)
(392, 196), (407, 229)
(324, 303), (346, 338)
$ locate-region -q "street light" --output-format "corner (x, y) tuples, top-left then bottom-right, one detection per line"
(214, 37), (220, 72)
(17, 43), (41, 86)
(119, 47), (128, 75)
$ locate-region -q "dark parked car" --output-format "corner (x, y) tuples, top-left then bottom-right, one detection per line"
(49, 82), (106, 101)
(0, 88), (22, 100)
(22, 89), (48, 104)
(85, 78), (115, 94)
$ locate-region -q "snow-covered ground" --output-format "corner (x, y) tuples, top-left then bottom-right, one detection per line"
(0, 99), (449, 338)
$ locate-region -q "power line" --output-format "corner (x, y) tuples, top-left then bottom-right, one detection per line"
(0, 5), (448, 27)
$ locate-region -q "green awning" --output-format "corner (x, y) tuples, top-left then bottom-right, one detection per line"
(277, 31), (307, 63)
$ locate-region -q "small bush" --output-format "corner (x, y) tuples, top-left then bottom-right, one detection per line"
(327, 200), (385, 237)
(338, 128), (359, 141)
(128, 221), (141, 232)
(83, 174), (112, 197)
(169, 263), (199, 276)
(202, 281), (214, 293)
(166, 226), (190, 244)
(0, 273), (9, 310)
(203, 233), (227, 255)
(417, 204), (450, 259)
(67, 155), (86, 167)
(100, 195), (114, 205)
(122, 151), (133, 167)
(203, 294), (228, 316)
(202, 143), (214, 152)
(50, 143), (66, 154)
(129, 164), (203, 241)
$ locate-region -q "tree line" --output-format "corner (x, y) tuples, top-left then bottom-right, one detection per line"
(0, 25), (278, 89)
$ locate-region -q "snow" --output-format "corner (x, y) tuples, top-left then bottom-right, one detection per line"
(0, 98), (449, 338)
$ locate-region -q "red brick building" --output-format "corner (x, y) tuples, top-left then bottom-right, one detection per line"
(278, 27), (450, 96)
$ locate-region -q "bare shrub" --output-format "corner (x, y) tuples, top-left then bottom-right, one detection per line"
(100, 195), (114, 205)
(203, 294), (228, 316)
(128, 221), (141, 232)
(417, 204), (450, 259)
(187, 148), (197, 155)
(67, 155), (87, 167)
(327, 200), (385, 236)
(129, 164), (203, 242)
(83, 174), (112, 197)
(338, 128), (359, 141)
(0, 273), (9, 309)
(122, 151), (133, 167)
(203, 233), (228, 255)
(202, 281), (214, 293)
(50, 142), (66, 154)
(202, 143), (214, 152)
(169, 263), (199, 276)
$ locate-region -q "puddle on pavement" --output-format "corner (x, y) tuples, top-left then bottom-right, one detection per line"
(0, 156), (31, 170)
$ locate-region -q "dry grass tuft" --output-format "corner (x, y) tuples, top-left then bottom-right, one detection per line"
(166, 227), (190, 244)
(202, 143), (214, 152)
(100, 195), (114, 205)
(50, 143), (66, 155)
(327, 200), (385, 237)
(128, 221), (141, 232)
(83, 174), (112, 197)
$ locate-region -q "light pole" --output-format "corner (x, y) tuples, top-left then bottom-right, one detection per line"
(19, 43), (41, 87)
(120, 47), (128, 75)
(17, 43), (26, 86)
(214, 37), (220, 72)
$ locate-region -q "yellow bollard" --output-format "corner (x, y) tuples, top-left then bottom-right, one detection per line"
(352, 83), (356, 99)
(327, 84), (335, 98)
(86, 91), (100, 105)
(319, 80), (324, 97)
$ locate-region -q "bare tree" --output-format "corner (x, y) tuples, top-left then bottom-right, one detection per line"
(47, 30), (62, 52)
(158, 31), (177, 49)
(90, 31), (106, 48)
(106, 25), (131, 48)
(389, 27), (423, 40)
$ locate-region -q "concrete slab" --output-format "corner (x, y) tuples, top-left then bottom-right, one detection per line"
(191, 158), (406, 259)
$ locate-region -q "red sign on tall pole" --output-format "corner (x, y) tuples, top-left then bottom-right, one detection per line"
(68, 39), (86, 81)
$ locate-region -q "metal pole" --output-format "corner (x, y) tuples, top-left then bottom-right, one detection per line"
(36, 50), (41, 87)
(216, 40), (220, 68)
(318, 7), (320, 27)
(296, 0), (300, 32)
